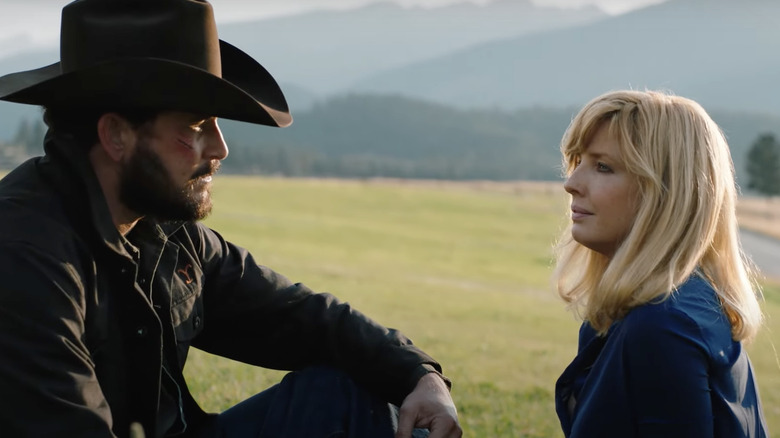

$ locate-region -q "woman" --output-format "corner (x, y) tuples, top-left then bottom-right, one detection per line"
(553, 90), (767, 437)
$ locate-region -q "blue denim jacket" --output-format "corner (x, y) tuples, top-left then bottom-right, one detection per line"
(556, 274), (767, 437)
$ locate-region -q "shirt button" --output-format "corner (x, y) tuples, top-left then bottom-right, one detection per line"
(135, 326), (148, 337)
(193, 316), (202, 329)
(139, 278), (147, 286)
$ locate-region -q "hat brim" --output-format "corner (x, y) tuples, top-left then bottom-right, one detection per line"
(0, 40), (291, 127)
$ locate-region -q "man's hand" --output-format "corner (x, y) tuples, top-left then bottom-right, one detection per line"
(129, 422), (145, 438)
(396, 372), (462, 438)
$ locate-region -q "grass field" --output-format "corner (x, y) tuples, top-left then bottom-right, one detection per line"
(182, 176), (780, 437)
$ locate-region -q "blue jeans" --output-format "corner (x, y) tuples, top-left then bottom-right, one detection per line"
(192, 366), (428, 438)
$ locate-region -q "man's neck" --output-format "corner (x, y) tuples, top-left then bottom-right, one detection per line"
(88, 147), (142, 236)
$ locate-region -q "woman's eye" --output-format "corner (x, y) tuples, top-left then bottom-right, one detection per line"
(596, 162), (612, 172)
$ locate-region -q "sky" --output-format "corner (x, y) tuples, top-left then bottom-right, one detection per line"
(0, 0), (666, 58)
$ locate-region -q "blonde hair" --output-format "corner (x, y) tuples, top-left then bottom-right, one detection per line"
(553, 90), (763, 342)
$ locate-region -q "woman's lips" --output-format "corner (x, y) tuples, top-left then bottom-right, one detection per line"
(571, 205), (592, 220)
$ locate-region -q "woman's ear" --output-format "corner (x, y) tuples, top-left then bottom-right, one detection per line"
(96, 113), (135, 162)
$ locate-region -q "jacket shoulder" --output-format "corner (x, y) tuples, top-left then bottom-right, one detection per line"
(619, 275), (733, 358)
(0, 159), (89, 264)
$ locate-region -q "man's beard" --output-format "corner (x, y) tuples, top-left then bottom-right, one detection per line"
(119, 137), (219, 222)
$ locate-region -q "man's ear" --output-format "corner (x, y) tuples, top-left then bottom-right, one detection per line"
(96, 113), (135, 162)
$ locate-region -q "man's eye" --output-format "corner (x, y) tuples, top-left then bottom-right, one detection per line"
(190, 117), (215, 134)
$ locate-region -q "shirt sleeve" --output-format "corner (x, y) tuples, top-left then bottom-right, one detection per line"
(188, 223), (448, 406)
(0, 242), (117, 437)
(620, 304), (714, 438)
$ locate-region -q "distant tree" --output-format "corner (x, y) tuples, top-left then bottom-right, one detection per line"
(745, 133), (780, 196)
(12, 119), (31, 147)
(12, 118), (47, 156)
(28, 121), (47, 155)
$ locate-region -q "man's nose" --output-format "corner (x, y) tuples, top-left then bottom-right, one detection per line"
(204, 119), (228, 161)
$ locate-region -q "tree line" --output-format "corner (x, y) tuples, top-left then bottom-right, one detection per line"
(746, 133), (780, 197)
(1, 94), (778, 194)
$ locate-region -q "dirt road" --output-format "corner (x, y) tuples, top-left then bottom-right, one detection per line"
(741, 229), (780, 281)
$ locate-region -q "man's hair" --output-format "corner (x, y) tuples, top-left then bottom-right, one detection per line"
(553, 90), (763, 342)
(42, 107), (159, 148)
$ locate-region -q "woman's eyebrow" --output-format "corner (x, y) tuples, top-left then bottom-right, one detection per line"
(583, 151), (613, 160)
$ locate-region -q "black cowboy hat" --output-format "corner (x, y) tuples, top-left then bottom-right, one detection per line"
(0, 0), (291, 127)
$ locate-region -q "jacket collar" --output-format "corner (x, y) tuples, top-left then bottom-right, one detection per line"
(554, 323), (610, 435)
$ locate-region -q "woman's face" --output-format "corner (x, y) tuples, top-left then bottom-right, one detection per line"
(563, 123), (640, 258)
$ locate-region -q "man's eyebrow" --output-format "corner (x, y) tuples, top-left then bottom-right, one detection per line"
(189, 115), (216, 124)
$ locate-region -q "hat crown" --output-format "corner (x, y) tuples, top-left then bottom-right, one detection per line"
(60, 0), (221, 76)
(0, 0), (291, 127)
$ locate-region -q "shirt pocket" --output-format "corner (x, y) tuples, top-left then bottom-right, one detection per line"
(169, 259), (204, 364)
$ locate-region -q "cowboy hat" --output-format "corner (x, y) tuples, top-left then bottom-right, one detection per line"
(0, 0), (291, 127)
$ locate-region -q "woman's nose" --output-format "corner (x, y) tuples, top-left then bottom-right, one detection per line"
(563, 168), (580, 195)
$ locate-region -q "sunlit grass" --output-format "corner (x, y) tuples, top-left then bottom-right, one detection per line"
(181, 176), (780, 436)
(2, 169), (776, 434)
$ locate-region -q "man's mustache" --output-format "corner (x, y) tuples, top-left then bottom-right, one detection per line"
(191, 160), (220, 180)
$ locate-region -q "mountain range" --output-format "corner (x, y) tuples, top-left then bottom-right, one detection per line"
(0, 0), (777, 183)
(214, 93), (780, 181)
(217, 0), (606, 95)
(0, 0), (608, 139)
(351, 0), (780, 115)
(0, 0), (776, 117)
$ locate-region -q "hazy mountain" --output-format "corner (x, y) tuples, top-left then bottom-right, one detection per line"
(215, 93), (780, 182)
(352, 0), (780, 116)
(0, 0), (606, 139)
(1, 0), (777, 184)
(0, 49), (58, 137)
(217, 0), (607, 94)
(4, 93), (777, 183)
(0, 102), (41, 141)
(278, 83), (321, 112)
(0, 48), (58, 79)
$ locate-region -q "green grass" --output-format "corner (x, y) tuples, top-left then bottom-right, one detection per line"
(174, 176), (780, 436)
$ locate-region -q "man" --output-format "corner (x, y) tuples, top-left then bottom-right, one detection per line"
(0, 0), (461, 437)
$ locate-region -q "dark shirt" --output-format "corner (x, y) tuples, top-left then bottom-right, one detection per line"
(0, 132), (446, 437)
(556, 274), (767, 437)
